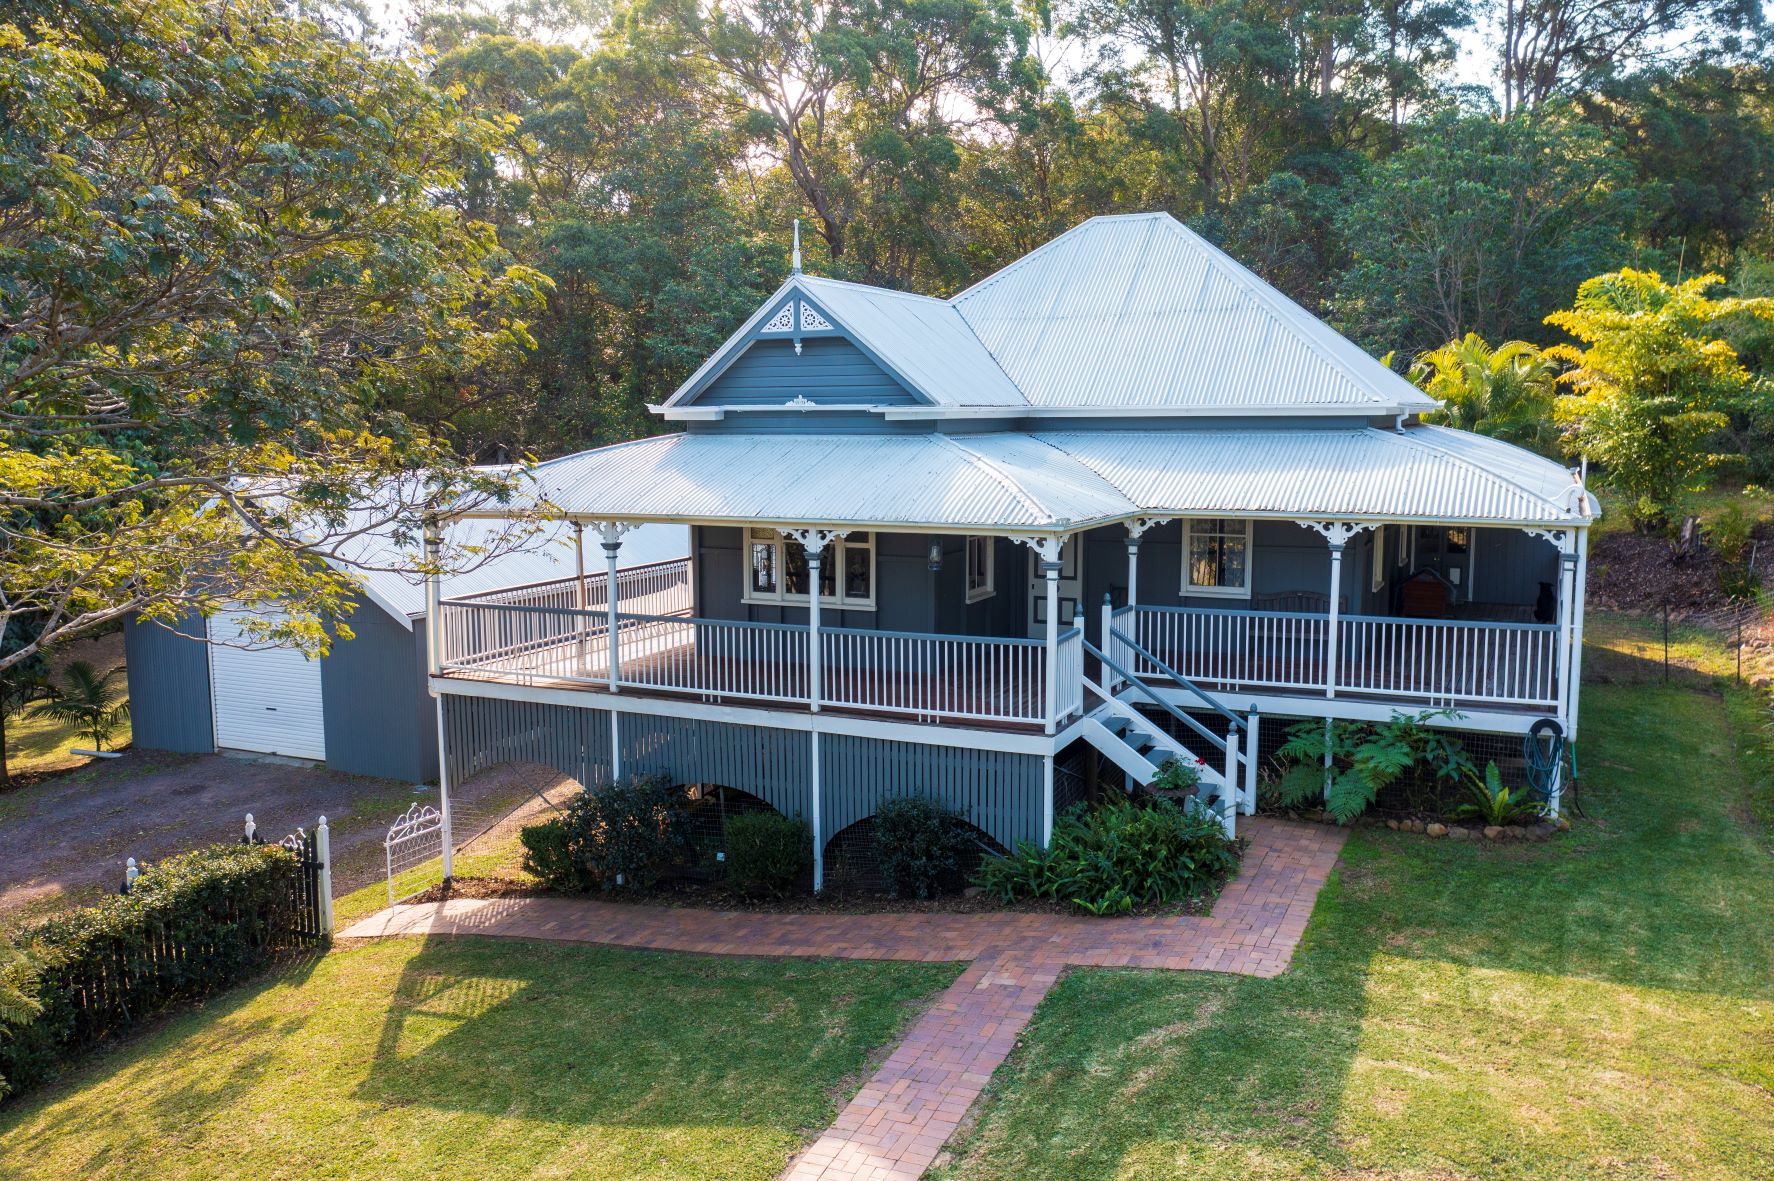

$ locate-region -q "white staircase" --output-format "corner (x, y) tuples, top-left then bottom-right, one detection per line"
(1077, 679), (1228, 793)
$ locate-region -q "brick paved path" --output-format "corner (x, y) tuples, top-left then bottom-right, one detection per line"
(342, 817), (1344, 1180)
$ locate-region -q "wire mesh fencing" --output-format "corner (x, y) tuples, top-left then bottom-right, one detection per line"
(1585, 599), (1774, 688)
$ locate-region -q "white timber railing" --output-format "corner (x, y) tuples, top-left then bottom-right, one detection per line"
(436, 598), (1083, 727)
(456, 558), (692, 617)
(1113, 604), (1560, 710)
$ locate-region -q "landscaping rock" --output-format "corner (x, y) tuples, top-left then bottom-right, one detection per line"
(962, 886), (985, 899)
(1484, 825), (1504, 840)
(1426, 823), (1448, 838)
(1385, 819), (1400, 830)
(1450, 826), (1471, 840)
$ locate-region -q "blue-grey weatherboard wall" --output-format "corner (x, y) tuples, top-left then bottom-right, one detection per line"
(439, 694), (1046, 854)
(121, 614), (214, 754)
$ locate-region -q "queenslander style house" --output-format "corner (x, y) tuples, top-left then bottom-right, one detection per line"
(425, 213), (1595, 888)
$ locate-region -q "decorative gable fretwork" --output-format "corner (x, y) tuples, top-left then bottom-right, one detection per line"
(757, 294), (839, 356)
(761, 303), (796, 333)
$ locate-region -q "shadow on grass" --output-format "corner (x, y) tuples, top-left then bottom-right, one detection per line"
(350, 935), (957, 1131)
(934, 672), (1774, 1181)
(4, 946), (328, 1138)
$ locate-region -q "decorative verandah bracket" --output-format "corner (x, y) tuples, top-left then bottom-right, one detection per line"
(1521, 526), (1575, 555)
(1294, 519), (1378, 550)
(777, 528), (853, 716)
(1293, 521), (1378, 699)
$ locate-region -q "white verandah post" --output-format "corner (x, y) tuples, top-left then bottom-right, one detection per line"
(1326, 541), (1344, 698)
(1556, 542), (1578, 729)
(1242, 709), (1260, 815)
(1567, 526), (1590, 738)
(600, 523), (624, 692)
(807, 548), (824, 712)
(423, 520), (452, 881)
(781, 528), (847, 713)
(572, 522), (587, 672)
(1043, 556), (1061, 734)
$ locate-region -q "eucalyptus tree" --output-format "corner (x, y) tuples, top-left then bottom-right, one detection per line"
(1497, 0), (1764, 117)
(419, 10), (779, 455)
(0, 0), (549, 671)
(638, 0), (1031, 284)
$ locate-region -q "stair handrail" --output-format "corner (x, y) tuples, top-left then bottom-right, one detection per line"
(1082, 639), (1226, 756)
(1107, 625), (1246, 732)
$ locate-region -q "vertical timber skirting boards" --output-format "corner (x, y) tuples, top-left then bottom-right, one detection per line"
(438, 693), (1052, 872)
(441, 695), (616, 793)
(616, 713), (812, 819)
(817, 733), (1044, 854)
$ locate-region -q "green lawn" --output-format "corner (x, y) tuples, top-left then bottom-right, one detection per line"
(935, 678), (1774, 1180)
(0, 939), (960, 1181)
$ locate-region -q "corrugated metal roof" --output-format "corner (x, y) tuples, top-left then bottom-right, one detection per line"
(663, 276), (1024, 409)
(517, 425), (1588, 530)
(332, 516), (688, 620)
(1037, 427), (1580, 523)
(526, 432), (1137, 530)
(952, 213), (1438, 413)
(797, 277), (1026, 407)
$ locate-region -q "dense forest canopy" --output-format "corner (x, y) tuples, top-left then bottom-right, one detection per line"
(379, 0), (1774, 471)
(3, 0), (1774, 673)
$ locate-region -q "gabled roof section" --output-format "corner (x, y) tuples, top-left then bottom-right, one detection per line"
(951, 213), (1438, 415)
(664, 275), (1024, 411)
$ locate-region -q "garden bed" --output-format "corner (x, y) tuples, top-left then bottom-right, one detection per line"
(407, 871), (1230, 918)
(1276, 807), (1570, 842)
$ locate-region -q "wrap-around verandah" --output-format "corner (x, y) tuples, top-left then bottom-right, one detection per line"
(430, 524), (1579, 734)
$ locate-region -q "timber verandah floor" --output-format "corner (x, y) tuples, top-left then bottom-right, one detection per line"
(443, 626), (1554, 732)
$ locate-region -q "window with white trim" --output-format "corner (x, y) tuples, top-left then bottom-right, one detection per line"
(965, 536), (995, 603)
(1183, 518), (1252, 598)
(744, 529), (876, 609)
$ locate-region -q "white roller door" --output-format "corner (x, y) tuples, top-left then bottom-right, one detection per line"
(207, 610), (327, 760)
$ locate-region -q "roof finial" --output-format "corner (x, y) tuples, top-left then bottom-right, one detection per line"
(791, 219), (802, 275)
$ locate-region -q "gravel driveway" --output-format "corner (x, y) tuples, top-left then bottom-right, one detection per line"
(0, 750), (566, 924)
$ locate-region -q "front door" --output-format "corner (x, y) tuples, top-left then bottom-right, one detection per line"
(1027, 539), (1083, 638)
(1412, 525), (1471, 601)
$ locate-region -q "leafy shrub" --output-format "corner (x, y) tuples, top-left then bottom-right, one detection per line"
(1150, 756), (1205, 797)
(1704, 501), (1754, 563)
(0, 936), (44, 1101)
(0, 843), (305, 1099)
(874, 795), (973, 899)
(523, 775), (689, 893)
(1272, 710), (1474, 823)
(724, 812), (812, 898)
(1449, 761), (1545, 826)
(975, 798), (1241, 915)
(519, 818), (585, 891)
